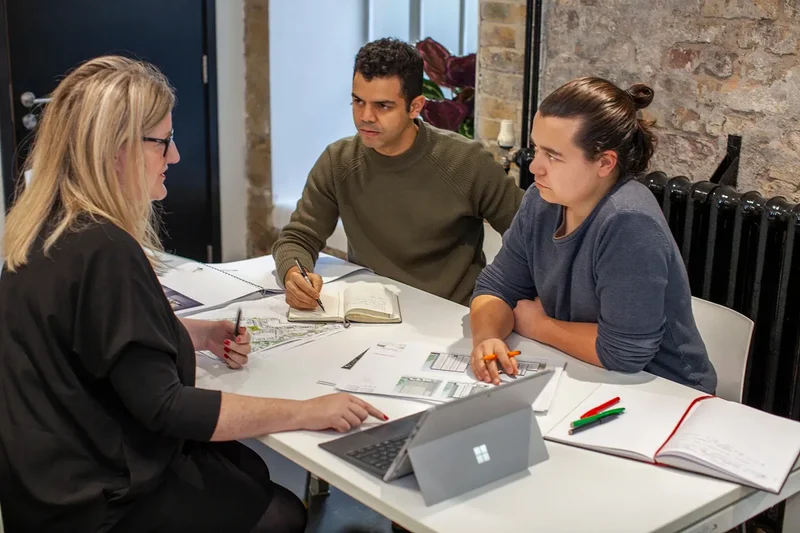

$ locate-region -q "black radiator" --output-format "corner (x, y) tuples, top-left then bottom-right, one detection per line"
(638, 172), (800, 421)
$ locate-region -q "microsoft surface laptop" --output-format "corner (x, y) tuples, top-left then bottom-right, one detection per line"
(320, 369), (553, 505)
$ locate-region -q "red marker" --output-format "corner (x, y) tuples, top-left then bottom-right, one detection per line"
(580, 396), (621, 419)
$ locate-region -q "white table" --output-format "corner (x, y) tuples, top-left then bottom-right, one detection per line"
(195, 271), (800, 533)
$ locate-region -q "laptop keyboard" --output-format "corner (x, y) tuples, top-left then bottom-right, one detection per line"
(346, 437), (407, 471)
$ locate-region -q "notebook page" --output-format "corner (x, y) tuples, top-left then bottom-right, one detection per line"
(658, 398), (800, 493)
(343, 283), (395, 317)
(287, 291), (342, 321)
(545, 385), (696, 463)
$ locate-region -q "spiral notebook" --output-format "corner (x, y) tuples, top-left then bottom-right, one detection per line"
(158, 261), (269, 316)
(157, 254), (369, 316)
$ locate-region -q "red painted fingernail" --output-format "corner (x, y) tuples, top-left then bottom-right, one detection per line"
(224, 340), (230, 346)
(236, 337), (242, 343)
(223, 353), (229, 359)
(383, 415), (389, 421)
(224, 347), (230, 353)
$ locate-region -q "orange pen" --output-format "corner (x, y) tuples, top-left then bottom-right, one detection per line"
(482, 350), (521, 362)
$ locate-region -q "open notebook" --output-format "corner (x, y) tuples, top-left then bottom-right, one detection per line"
(545, 385), (800, 493)
(287, 282), (401, 324)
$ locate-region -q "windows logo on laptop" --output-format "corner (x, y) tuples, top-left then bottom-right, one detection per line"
(473, 444), (491, 464)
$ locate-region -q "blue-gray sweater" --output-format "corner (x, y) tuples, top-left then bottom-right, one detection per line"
(473, 179), (717, 394)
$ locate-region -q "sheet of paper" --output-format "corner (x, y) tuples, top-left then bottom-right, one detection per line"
(421, 351), (546, 377)
(205, 255), (280, 291)
(206, 253), (370, 292)
(314, 255), (372, 284)
(333, 341), (563, 412)
(192, 297), (344, 356)
(338, 373), (494, 404)
(316, 348), (371, 387)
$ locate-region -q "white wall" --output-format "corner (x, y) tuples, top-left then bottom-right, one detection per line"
(216, 0), (248, 261)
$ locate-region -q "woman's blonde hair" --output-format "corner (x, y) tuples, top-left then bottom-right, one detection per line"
(3, 55), (175, 271)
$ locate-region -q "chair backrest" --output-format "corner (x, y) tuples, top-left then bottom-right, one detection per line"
(691, 296), (754, 403)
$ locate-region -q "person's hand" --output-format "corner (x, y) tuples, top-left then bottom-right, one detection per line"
(204, 320), (251, 369)
(284, 266), (324, 310)
(513, 298), (549, 341)
(297, 393), (388, 433)
(470, 338), (518, 385)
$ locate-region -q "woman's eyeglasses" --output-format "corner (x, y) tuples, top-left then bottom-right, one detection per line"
(142, 130), (174, 157)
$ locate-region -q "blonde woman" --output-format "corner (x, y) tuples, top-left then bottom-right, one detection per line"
(0, 56), (385, 533)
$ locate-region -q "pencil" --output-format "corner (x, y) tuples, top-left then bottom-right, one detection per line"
(482, 350), (521, 362)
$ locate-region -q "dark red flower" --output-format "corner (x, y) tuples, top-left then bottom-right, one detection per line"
(422, 100), (469, 132)
(416, 37), (451, 88)
(446, 54), (476, 88)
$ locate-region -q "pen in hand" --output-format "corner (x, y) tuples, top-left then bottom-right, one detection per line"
(293, 258), (326, 312)
(482, 350), (521, 362)
(233, 307), (242, 340)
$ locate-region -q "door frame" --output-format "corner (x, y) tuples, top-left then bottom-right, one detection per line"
(0, 0), (14, 211)
(0, 0), (222, 262)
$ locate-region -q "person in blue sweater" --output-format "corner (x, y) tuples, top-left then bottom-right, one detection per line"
(470, 77), (716, 394)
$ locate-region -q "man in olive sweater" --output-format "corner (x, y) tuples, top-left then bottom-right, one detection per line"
(272, 38), (523, 308)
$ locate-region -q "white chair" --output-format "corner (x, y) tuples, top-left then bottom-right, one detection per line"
(691, 296), (754, 403)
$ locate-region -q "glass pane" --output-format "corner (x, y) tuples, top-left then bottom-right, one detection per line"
(269, 0), (367, 206)
(369, 0), (410, 41)
(463, 0), (479, 55)
(420, 0), (461, 55)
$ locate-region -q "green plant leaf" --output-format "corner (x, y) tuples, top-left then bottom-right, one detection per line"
(422, 78), (445, 100)
(459, 117), (474, 139)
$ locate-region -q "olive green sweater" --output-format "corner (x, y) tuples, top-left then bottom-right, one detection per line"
(272, 120), (523, 306)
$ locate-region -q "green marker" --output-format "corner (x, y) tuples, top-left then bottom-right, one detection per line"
(570, 407), (626, 428)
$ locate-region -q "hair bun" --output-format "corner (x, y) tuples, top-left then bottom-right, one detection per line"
(626, 84), (654, 110)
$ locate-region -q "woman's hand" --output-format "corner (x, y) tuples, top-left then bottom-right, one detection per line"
(470, 338), (517, 385)
(297, 393), (388, 433)
(204, 320), (251, 369)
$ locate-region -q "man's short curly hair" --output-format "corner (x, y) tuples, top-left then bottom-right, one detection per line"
(353, 38), (423, 109)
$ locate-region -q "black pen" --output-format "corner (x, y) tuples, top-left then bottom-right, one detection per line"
(568, 412), (623, 435)
(293, 258), (326, 312)
(233, 308), (242, 340)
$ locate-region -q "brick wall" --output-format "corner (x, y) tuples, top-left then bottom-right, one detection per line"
(244, 0), (277, 257)
(476, 0), (800, 202)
